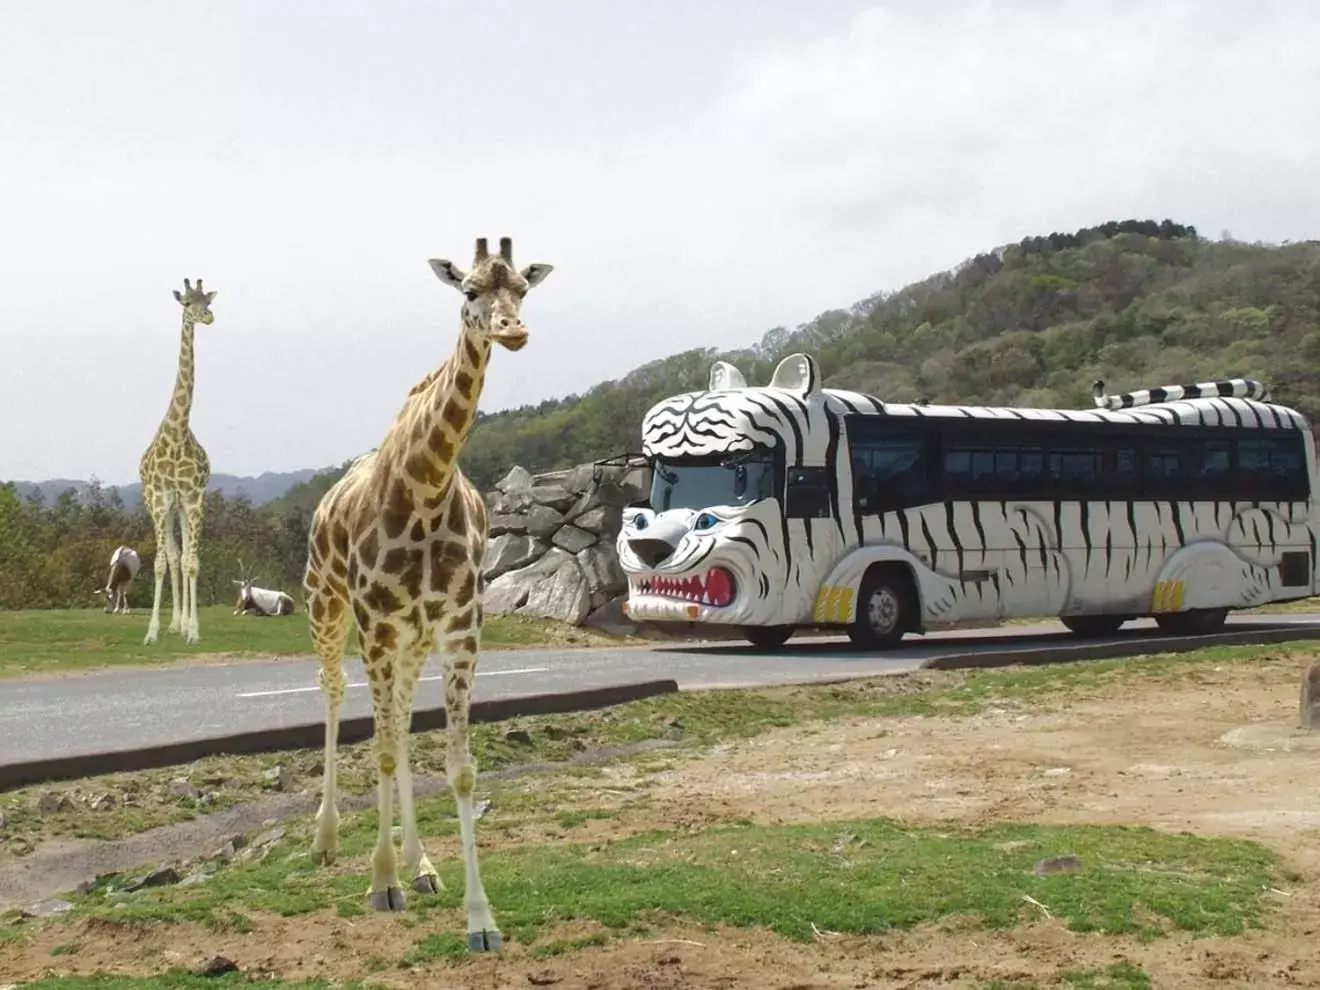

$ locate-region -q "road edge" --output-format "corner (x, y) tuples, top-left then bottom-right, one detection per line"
(0, 679), (679, 791)
(919, 625), (1320, 670)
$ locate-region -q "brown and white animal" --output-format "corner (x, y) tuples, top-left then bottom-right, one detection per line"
(95, 545), (141, 614)
(302, 236), (553, 952)
(233, 561), (296, 616)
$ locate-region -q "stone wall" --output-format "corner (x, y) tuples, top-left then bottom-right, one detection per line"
(482, 461), (652, 629)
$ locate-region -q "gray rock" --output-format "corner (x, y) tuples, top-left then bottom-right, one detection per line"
(484, 533), (544, 579)
(489, 489), (534, 515)
(125, 866), (182, 891)
(36, 792), (70, 814)
(495, 465), (534, 493)
(552, 525), (596, 554)
(22, 898), (73, 918)
(573, 503), (623, 535)
(519, 554), (591, 624)
(1032, 855), (1083, 876)
(488, 513), (527, 537)
(167, 778), (199, 801)
(577, 546), (627, 598)
(263, 765), (293, 792)
(528, 484), (576, 512)
(1302, 662), (1320, 730)
(525, 503), (566, 539)
(198, 956), (239, 977)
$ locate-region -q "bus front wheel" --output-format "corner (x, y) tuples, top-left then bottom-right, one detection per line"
(848, 567), (913, 650)
(741, 625), (794, 650)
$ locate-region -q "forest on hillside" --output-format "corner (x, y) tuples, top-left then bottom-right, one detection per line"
(5, 218), (1320, 610)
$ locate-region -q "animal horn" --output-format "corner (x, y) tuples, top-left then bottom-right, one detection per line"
(474, 238), (489, 262)
(183, 278), (192, 291)
(499, 237), (513, 262)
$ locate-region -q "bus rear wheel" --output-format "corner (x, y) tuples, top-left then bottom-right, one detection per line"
(1060, 614), (1126, 637)
(741, 625), (794, 650)
(1155, 608), (1228, 636)
(848, 567), (913, 650)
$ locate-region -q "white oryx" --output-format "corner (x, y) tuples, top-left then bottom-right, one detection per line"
(96, 545), (141, 614)
(233, 560), (296, 617)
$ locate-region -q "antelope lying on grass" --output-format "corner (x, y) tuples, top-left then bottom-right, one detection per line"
(233, 561), (296, 616)
(95, 545), (140, 614)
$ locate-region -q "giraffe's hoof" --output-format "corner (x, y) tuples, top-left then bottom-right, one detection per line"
(310, 847), (336, 867)
(369, 887), (407, 912)
(467, 930), (503, 953)
(412, 873), (442, 895)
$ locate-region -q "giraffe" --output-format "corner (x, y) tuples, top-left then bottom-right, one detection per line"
(303, 236), (553, 951)
(138, 278), (217, 646)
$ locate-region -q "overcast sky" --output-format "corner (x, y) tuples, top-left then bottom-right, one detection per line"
(3, 0), (1318, 485)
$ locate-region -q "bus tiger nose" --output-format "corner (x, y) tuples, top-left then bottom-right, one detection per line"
(628, 538), (677, 568)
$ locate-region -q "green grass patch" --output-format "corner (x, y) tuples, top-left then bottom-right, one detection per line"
(54, 814), (1276, 951)
(0, 605), (612, 677)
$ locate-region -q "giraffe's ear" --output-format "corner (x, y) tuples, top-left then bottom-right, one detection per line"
(172, 290), (184, 303)
(521, 263), (554, 288)
(204, 291), (217, 304)
(428, 258), (467, 290)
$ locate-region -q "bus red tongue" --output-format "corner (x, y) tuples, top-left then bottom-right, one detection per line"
(706, 567), (734, 607)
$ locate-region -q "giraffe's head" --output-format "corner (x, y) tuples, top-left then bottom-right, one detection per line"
(172, 278), (217, 326)
(427, 237), (553, 353)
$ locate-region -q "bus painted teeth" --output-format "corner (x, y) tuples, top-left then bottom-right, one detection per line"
(611, 352), (1320, 651)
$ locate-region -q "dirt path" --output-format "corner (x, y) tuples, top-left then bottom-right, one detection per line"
(3, 655), (1319, 987)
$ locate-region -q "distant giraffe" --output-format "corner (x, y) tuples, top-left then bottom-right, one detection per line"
(303, 237), (553, 952)
(138, 279), (218, 645)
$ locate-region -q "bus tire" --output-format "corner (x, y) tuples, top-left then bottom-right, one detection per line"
(741, 625), (794, 650)
(1060, 614), (1126, 637)
(1154, 607), (1228, 636)
(848, 566), (914, 650)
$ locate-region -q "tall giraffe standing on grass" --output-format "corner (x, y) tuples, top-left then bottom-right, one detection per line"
(138, 279), (218, 645)
(303, 237), (554, 951)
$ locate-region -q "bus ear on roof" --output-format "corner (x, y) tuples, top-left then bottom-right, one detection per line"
(708, 361), (748, 391)
(770, 353), (821, 395)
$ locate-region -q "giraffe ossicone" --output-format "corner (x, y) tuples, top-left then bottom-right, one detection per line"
(138, 278), (218, 646)
(303, 236), (554, 952)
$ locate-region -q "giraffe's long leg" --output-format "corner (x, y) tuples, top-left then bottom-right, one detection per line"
(361, 626), (406, 911)
(179, 491), (205, 643)
(143, 492), (175, 645)
(394, 639), (443, 896)
(306, 575), (351, 867)
(165, 502), (184, 635)
(437, 617), (500, 951)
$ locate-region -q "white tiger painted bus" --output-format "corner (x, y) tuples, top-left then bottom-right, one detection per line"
(612, 352), (1320, 650)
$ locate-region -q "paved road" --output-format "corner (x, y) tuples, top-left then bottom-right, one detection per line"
(1, 614), (1318, 766)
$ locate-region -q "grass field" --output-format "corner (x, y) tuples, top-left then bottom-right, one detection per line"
(2, 640), (1318, 987)
(0, 605), (620, 678)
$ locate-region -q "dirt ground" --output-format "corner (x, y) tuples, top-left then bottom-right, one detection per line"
(4, 655), (1320, 989)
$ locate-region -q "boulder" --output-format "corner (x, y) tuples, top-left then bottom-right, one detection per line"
(552, 525), (596, 554)
(489, 489), (534, 515)
(576, 545), (627, 599)
(488, 513), (527, 537)
(525, 503), (567, 539)
(484, 533), (544, 580)
(485, 548), (577, 620)
(495, 466), (534, 494)
(583, 595), (635, 635)
(528, 484), (576, 512)
(572, 503), (623, 536)
(519, 554), (591, 625)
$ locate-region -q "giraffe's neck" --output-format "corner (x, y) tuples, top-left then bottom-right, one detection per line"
(389, 317), (491, 499)
(163, 317), (197, 431)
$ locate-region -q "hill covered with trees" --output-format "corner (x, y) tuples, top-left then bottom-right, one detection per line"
(5, 218), (1319, 611)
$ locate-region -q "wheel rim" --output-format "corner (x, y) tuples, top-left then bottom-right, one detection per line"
(867, 586), (900, 635)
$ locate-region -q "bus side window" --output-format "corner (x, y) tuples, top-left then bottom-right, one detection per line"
(850, 437), (929, 513)
(785, 466), (833, 519)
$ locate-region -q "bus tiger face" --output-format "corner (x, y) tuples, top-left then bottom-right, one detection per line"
(616, 498), (790, 626)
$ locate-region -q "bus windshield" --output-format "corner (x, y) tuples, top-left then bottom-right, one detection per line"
(650, 451), (778, 512)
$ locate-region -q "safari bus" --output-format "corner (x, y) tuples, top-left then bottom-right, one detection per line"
(609, 353), (1320, 650)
